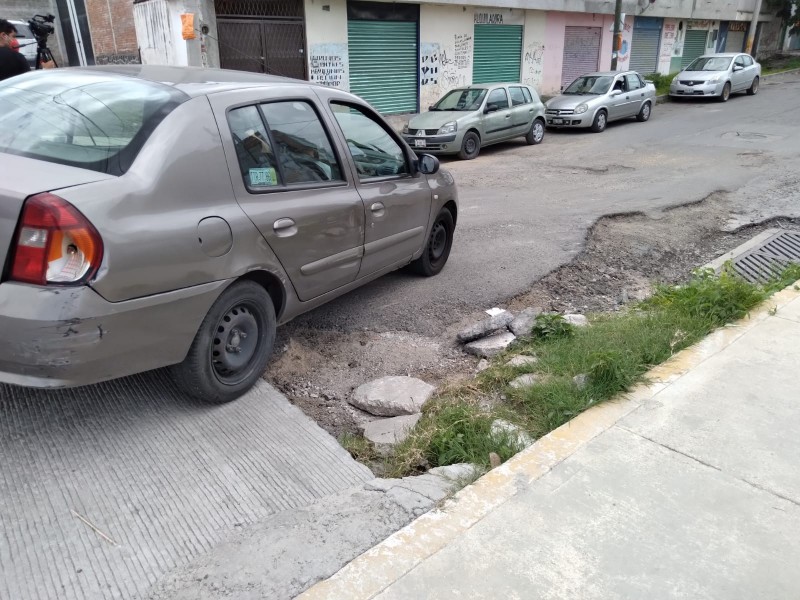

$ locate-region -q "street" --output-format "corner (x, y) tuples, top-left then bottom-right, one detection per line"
(1, 71), (799, 599)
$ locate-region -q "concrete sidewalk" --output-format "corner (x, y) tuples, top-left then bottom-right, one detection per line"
(300, 284), (800, 600)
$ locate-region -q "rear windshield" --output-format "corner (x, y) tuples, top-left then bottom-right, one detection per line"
(0, 71), (187, 175)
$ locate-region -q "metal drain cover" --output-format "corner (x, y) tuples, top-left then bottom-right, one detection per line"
(706, 229), (800, 283)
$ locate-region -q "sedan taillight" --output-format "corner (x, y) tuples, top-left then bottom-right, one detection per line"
(10, 193), (104, 285)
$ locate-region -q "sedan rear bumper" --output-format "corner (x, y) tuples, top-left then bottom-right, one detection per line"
(0, 280), (229, 388)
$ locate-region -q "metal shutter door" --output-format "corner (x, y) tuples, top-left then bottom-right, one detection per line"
(561, 27), (601, 88)
(629, 28), (661, 75)
(725, 30), (746, 52)
(473, 25), (523, 84)
(348, 20), (418, 114)
(681, 30), (708, 68)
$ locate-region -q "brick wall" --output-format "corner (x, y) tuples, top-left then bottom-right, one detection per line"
(86, 0), (140, 64)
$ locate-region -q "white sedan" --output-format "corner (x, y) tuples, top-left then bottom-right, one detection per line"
(669, 53), (761, 102)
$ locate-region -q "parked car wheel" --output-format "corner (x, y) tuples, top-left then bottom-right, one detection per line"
(525, 119), (545, 145)
(719, 82), (731, 102)
(458, 131), (481, 160)
(747, 76), (759, 95)
(590, 110), (607, 133)
(636, 102), (652, 122)
(172, 280), (276, 404)
(410, 207), (454, 276)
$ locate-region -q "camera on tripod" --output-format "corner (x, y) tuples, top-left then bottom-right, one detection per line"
(26, 14), (57, 69)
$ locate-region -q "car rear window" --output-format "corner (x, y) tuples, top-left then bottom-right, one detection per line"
(0, 71), (188, 175)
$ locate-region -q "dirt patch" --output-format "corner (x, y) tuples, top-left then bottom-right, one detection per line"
(266, 191), (800, 442)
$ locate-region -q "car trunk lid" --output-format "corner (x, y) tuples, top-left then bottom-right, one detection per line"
(0, 154), (113, 279)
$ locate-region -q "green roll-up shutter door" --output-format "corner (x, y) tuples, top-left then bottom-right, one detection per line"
(681, 30), (708, 68)
(473, 25), (523, 84)
(629, 28), (661, 75)
(348, 20), (417, 114)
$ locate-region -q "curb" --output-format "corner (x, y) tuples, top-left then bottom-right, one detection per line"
(298, 281), (800, 600)
(763, 66), (800, 78)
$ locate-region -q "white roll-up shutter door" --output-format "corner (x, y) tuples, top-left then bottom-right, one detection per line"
(629, 19), (662, 75)
(561, 27), (602, 88)
(725, 30), (746, 52)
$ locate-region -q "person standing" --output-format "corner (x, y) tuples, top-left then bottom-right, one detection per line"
(0, 19), (31, 81)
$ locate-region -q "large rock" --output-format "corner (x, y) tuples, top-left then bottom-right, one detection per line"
(363, 414), (421, 446)
(349, 376), (435, 417)
(509, 373), (540, 389)
(491, 419), (535, 449)
(509, 307), (543, 337)
(463, 332), (516, 358)
(457, 311), (514, 343)
(506, 355), (538, 368)
(564, 314), (589, 327)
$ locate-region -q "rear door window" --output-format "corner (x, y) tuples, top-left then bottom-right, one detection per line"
(509, 86), (528, 106)
(626, 74), (643, 91)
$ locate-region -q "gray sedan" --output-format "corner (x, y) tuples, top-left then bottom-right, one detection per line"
(0, 66), (458, 403)
(545, 71), (656, 133)
(669, 53), (760, 101)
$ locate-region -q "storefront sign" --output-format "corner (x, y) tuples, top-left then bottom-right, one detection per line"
(728, 21), (748, 32)
(475, 13), (504, 24)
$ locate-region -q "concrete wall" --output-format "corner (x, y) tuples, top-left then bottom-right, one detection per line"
(418, 4), (473, 109)
(756, 19), (783, 59)
(133, 0), (218, 67)
(305, 0), (349, 91)
(521, 9), (546, 91)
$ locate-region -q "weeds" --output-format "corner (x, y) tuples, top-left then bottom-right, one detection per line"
(643, 72), (678, 96)
(382, 264), (800, 477)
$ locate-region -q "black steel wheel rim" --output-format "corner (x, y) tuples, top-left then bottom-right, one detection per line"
(428, 221), (448, 262)
(211, 302), (261, 385)
(465, 137), (477, 154)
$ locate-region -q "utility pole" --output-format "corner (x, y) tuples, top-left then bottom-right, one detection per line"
(611, 0), (623, 70)
(745, 0), (763, 55)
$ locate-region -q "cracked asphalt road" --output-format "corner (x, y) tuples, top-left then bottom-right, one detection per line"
(287, 72), (800, 335)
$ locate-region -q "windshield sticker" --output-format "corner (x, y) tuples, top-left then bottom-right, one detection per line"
(249, 167), (278, 187)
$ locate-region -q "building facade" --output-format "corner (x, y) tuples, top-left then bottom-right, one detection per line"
(132, 0), (785, 115)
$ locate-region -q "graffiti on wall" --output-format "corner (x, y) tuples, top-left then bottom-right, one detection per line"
(420, 43), (440, 86)
(309, 43), (348, 89)
(660, 20), (678, 61)
(615, 20), (633, 68)
(522, 42), (545, 87)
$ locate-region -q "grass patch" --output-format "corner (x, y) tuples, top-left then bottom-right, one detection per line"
(762, 56), (800, 75)
(340, 432), (381, 463)
(383, 264), (800, 476)
(643, 72), (679, 96)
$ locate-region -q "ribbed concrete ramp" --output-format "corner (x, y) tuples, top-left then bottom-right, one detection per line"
(0, 374), (372, 600)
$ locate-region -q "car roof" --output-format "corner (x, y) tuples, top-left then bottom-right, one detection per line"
(66, 65), (324, 97)
(698, 52), (743, 57)
(581, 71), (638, 77)
(462, 83), (529, 89)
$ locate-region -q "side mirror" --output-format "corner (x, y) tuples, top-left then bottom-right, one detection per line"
(417, 154), (440, 175)
(610, 89), (623, 96)
(428, 105), (435, 111)
(733, 65), (743, 72)
(484, 103), (499, 114)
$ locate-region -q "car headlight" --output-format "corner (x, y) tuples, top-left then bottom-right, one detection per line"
(437, 121), (457, 135)
(402, 123), (409, 134)
(707, 75), (722, 83)
(575, 104), (588, 115)
(672, 76), (679, 84)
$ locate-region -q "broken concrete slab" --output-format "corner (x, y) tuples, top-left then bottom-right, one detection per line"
(363, 414), (421, 446)
(491, 419), (535, 449)
(464, 332), (516, 358)
(564, 314), (589, 327)
(429, 463), (482, 483)
(476, 359), (491, 373)
(509, 307), (543, 337)
(457, 311), (514, 343)
(506, 355), (538, 368)
(509, 374), (539, 389)
(349, 376), (436, 417)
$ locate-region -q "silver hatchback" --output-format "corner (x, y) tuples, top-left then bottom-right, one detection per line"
(0, 66), (458, 402)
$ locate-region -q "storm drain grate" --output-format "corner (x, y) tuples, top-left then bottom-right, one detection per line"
(727, 230), (800, 283)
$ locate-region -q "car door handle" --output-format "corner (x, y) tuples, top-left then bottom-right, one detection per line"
(505, 114), (511, 118)
(370, 202), (386, 217)
(273, 218), (297, 237)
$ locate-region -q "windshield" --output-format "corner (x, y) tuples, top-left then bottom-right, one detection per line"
(686, 57), (733, 71)
(0, 71), (187, 175)
(563, 76), (613, 95)
(432, 88), (487, 111)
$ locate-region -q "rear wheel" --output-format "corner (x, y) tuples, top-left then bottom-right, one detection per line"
(410, 208), (454, 276)
(590, 110), (607, 133)
(719, 82), (731, 102)
(747, 76), (759, 95)
(172, 281), (276, 404)
(525, 119), (545, 145)
(458, 131), (481, 160)
(636, 102), (652, 122)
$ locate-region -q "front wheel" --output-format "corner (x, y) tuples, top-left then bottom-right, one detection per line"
(636, 102), (652, 122)
(410, 208), (455, 276)
(747, 76), (759, 96)
(525, 119), (545, 145)
(172, 280), (276, 404)
(458, 131), (481, 160)
(590, 110), (607, 133)
(719, 82), (731, 102)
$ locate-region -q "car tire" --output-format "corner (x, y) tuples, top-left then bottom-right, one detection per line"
(590, 110), (607, 133)
(636, 102), (652, 122)
(719, 82), (731, 102)
(410, 207), (455, 277)
(525, 119), (545, 145)
(747, 76), (759, 96)
(172, 280), (276, 404)
(458, 131), (481, 160)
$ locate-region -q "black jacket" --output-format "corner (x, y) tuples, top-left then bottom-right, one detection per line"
(0, 47), (31, 81)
